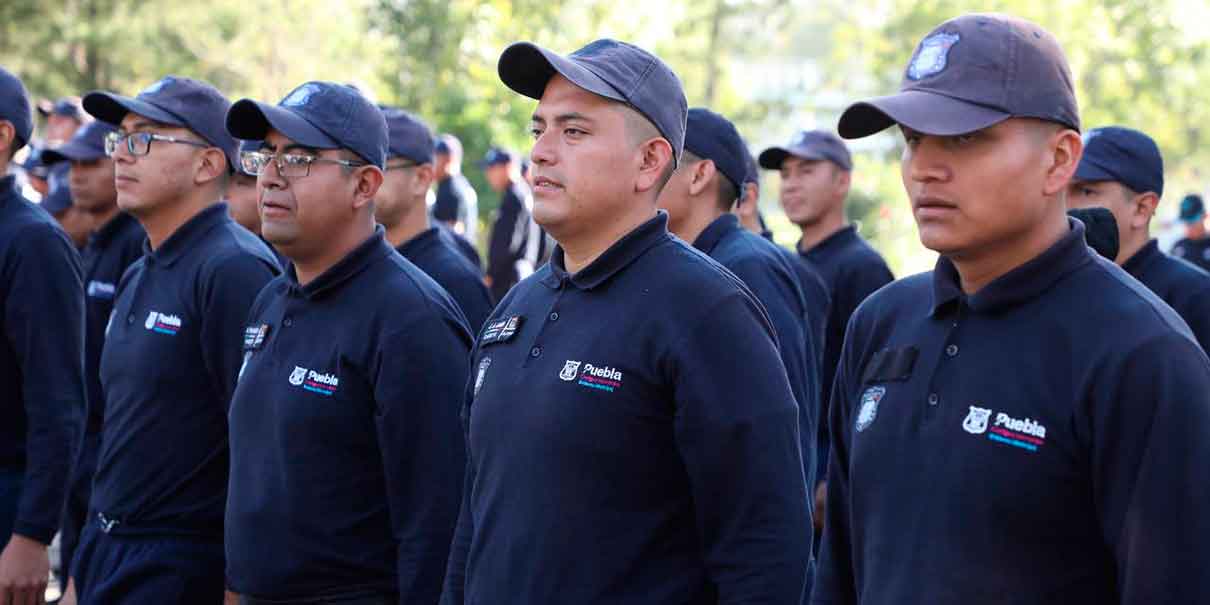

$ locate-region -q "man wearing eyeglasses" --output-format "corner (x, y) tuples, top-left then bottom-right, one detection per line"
(224, 82), (471, 605)
(67, 76), (280, 605)
(0, 66), (83, 605)
(375, 107), (493, 332)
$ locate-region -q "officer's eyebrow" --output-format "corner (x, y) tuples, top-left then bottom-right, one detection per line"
(260, 141), (322, 155)
(531, 112), (595, 127)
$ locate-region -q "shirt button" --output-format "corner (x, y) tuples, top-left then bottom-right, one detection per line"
(283, 317), (293, 327)
(927, 393), (939, 406)
(530, 346), (542, 358)
(945, 344), (959, 357)
(549, 312), (559, 321)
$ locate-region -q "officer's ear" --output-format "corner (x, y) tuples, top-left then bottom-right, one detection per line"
(413, 163), (435, 196)
(1133, 191), (1160, 227)
(687, 159), (716, 197)
(1042, 127), (1083, 197)
(350, 165), (384, 211)
(0, 121), (14, 165)
(634, 138), (674, 196)
(194, 147), (228, 188)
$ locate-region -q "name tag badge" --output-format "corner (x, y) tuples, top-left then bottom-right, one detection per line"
(480, 316), (524, 346)
(243, 323), (271, 350)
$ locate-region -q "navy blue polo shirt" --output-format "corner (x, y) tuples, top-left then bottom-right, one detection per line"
(398, 226), (494, 332)
(437, 221), (483, 270)
(1124, 238), (1210, 352)
(1170, 236), (1210, 273)
(802, 225), (893, 480)
(814, 220), (1210, 605)
(486, 180), (544, 302)
(434, 174), (478, 242)
(91, 203), (279, 538)
(693, 213), (819, 489)
(0, 175), (83, 543)
(227, 228), (471, 602)
(443, 212), (811, 605)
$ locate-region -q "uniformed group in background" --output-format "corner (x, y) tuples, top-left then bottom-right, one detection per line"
(0, 11), (1207, 605)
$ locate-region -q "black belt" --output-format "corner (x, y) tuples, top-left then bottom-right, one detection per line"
(239, 594), (395, 605)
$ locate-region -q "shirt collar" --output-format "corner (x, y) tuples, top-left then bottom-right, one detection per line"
(1122, 238), (1161, 278)
(801, 223), (858, 255)
(930, 218), (1094, 317)
(286, 226), (393, 300)
(395, 227), (440, 257)
(143, 203), (231, 267)
(692, 213), (740, 255)
(88, 212), (139, 249)
(540, 211), (671, 291)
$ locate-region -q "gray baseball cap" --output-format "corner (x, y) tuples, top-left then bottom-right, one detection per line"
(839, 13), (1080, 139)
(759, 130), (852, 171)
(498, 38), (688, 163)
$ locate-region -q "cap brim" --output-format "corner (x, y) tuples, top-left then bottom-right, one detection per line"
(41, 141), (105, 165)
(758, 145), (832, 170)
(838, 90), (1011, 139)
(1071, 160), (1119, 185)
(498, 42), (627, 103)
(82, 92), (185, 128)
(226, 100), (339, 150)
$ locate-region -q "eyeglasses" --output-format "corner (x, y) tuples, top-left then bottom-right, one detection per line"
(385, 160), (417, 171)
(240, 150), (368, 178)
(104, 131), (208, 157)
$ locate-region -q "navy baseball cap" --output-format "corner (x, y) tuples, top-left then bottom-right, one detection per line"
(83, 76), (239, 170)
(18, 146), (49, 179)
(1073, 126), (1163, 197)
(434, 133), (462, 157)
(684, 108), (748, 191)
(226, 81), (388, 169)
(380, 106), (434, 164)
(41, 164), (73, 214)
(839, 14), (1079, 139)
(478, 147), (514, 169)
(744, 152), (759, 186)
(1179, 194), (1205, 223)
(759, 130), (852, 171)
(37, 97), (85, 121)
(498, 38), (688, 163)
(0, 67), (33, 152)
(41, 121), (118, 164)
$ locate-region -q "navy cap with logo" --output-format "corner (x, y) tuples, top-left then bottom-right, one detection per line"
(478, 147), (514, 169)
(41, 164), (73, 214)
(1180, 194), (1205, 223)
(839, 13), (1080, 139)
(226, 81), (388, 169)
(684, 107), (748, 191)
(497, 38), (688, 163)
(380, 106), (434, 165)
(1074, 126), (1163, 197)
(759, 129), (853, 171)
(41, 120), (119, 164)
(18, 146), (49, 179)
(0, 67), (33, 152)
(37, 97), (85, 121)
(83, 76), (239, 170)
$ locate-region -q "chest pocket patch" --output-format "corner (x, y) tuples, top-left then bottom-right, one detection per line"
(861, 346), (919, 383)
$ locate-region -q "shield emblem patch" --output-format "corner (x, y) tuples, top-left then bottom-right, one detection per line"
(855, 386), (886, 432)
(559, 360), (581, 382)
(288, 366), (307, 386)
(963, 406), (992, 434)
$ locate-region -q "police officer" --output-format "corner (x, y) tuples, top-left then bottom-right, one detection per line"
(37, 96), (86, 146)
(376, 107), (494, 332)
(442, 39), (811, 604)
(0, 66), (83, 605)
(656, 108), (820, 531)
(815, 14), (1210, 604)
(224, 82), (471, 605)
(40, 163), (92, 249)
(482, 146), (547, 302)
(40, 118), (145, 595)
(71, 76), (279, 603)
(432, 133), (478, 244)
(1171, 194), (1210, 272)
(1066, 126), (1210, 350)
(227, 138), (288, 268)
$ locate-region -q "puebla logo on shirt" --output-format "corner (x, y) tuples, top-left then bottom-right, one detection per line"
(288, 365), (339, 396)
(964, 405), (1047, 453)
(855, 386), (885, 432)
(559, 359), (623, 393)
(144, 310), (182, 335)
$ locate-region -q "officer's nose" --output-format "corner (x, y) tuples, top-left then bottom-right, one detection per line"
(903, 137), (950, 184)
(530, 131), (556, 167)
